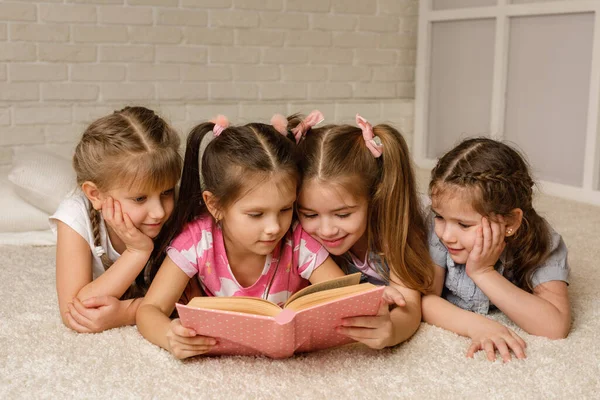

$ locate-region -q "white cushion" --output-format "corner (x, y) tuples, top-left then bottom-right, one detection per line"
(0, 166), (51, 232)
(8, 148), (76, 214)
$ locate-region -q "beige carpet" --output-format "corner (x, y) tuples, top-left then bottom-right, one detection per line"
(1, 191), (599, 399)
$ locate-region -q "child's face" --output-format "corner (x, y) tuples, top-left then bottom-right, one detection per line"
(102, 184), (176, 239)
(297, 179), (368, 257)
(220, 175), (296, 257)
(431, 192), (483, 265)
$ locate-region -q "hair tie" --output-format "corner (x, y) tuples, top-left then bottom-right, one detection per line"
(291, 110), (324, 143)
(270, 114), (289, 136)
(209, 115), (230, 137)
(93, 246), (105, 257)
(356, 114), (383, 158)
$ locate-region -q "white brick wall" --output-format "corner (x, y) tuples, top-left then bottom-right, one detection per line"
(0, 0), (418, 165)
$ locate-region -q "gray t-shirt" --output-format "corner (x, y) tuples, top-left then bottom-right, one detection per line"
(427, 212), (570, 314)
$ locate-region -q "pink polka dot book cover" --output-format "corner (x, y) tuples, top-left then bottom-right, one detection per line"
(175, 273), (385, 359)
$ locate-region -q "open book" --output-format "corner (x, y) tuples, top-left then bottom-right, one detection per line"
(175, 273), (385, 359)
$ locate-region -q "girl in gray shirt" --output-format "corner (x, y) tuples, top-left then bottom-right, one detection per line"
(422, 138), (570, 362)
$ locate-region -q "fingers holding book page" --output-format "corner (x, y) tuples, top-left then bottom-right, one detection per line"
(166, 318), (217, 360)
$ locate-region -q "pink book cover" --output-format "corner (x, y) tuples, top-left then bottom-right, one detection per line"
(175, 285), (385, 359)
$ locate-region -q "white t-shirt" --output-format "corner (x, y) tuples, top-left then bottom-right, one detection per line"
(49, 192), (120, 280)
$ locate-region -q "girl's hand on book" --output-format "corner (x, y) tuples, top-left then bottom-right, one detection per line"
(166, 319), (217, 359)
(65, 296), (124, 333)
(336, 300), (396, 350)
(467, 317), (527, 362)
(466, 216), (506, 280)
(102, 197), (154, 254)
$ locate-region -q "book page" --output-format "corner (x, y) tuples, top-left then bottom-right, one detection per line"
(285, 283), (376, 312)
(186, 296), (282, 317)
(283, 273), (362, 308)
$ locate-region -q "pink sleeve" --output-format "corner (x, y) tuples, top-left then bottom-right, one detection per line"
(166, 220), (207, 278)
(293, 222), (330, 280)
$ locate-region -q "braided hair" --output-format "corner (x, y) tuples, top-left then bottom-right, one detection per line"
(429, 137), (551, 291)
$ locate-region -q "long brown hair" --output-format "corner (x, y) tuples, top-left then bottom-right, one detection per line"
(73, 106), (182, 299)
(295, 119), (434, 294)
(429, 137), (551, 291)
(148, 120), (299, 282)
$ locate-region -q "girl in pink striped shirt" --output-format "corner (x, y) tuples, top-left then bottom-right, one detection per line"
(136, 116), (345, 360)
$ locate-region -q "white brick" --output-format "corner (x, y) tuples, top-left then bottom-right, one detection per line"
(0, 83), (38, 101)
(99, 6), (153, 25)
(211, 83), (258, 100)
(101, 83), (155, 101)
(0, 43), (36, 61)
(40, 4), (96, 23)
(382, 100), (414, 118)
(128, 0), (178, 6)
(182, 65), (232, 81)
(330, 66), (371, 82)
(379, 34), (416, 49)
(14, 106), (72, 125)
(399, 17), (418, 35)
(10, 23), (70, 42)
(0, 65), (5, 80)
(187, 104), (239, 123)
(0, 127), (44, 146)
(336, 103), (382, 121)
(332, 0), (376, 14)
(286, 31), (331, 47)
(73, 26), (128, 43)
(379, 0), (418, 16)
(397, 82), (415, 98)
(260, 13), (308, 30)
(182, 0), (232, 7)
(184, 28), (234, 45)
(45, 124), (88, 144)
(0, 3), (36, 21)
(210, 11), (259, 28)
(354, 83), (396, 99)
(333, 32), (378, 48)
(233, 66), (279, 81)
(309, 48), (353, 64)
(74, 105), (117, 123)
(286, 0), (330, 12)
(235, 0), (282, 10)
(67, 0), (122, 4)
(128, 64), (179, 81)
(0, 24), (6, 40)
(373, 66), (414, 82)
(209, 48), (259, 64)
(238, 104), (286, 121)
(10, 64), (68, 82)
(158, 9), (208, 26)
(282, 66), (327, 82)
(156, 46), (206, 63)
(101, 46), (154, 62)
(42, 84), (99, 101)
(0, 108), (10, 126)
(72, 64), (126, 81)
(311, 15), (356, 31)
(235, 30), (284, 46)
(309, 84), (352, 99)
(157, 83), (208, 100)
(130, 27), (182, 44)
(286, 103), (336, 122)
(154, 105), (187, 122)
(355, 49), (397, 65)
(260, 83), (307, 100)
(39, 44), (97, 63)
(263, 48), (308, 64)
(398, 49), (416, 66)
(359, 16), (399, 32)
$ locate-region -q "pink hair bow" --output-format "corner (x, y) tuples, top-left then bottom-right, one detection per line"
(270, 114), (289, 136)
(209, 115), (230, 137)
(291, 110), (324, 143)
(356, 114), (383, 158)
